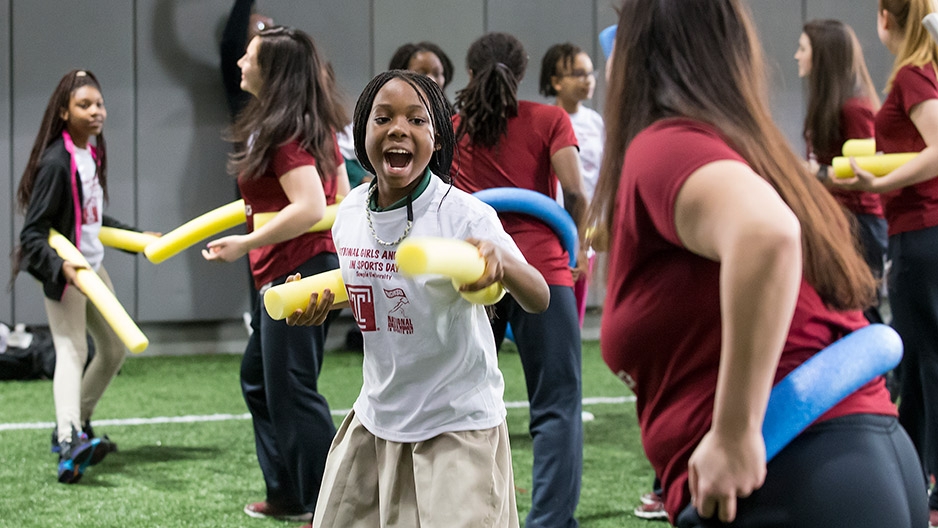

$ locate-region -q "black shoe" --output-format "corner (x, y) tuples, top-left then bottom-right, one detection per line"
(51, 421), (118, 455)
(56, 426), (110, 484)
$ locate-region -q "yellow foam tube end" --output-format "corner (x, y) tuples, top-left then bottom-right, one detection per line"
(144, 200), (246, 264)
(48, 230), (148, 353)
(841, 138), (876, 157)
(396, 237), (505, 305)
(252, 202), (340, 233)
(455, 279), (506, 305)
(263, 268), (347, 320)
(98, 227), (158, 253)
(832, 153), (918, 179)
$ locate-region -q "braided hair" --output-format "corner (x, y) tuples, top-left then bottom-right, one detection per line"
(454, 33), (527, 148)
(353, 70), (455, 178)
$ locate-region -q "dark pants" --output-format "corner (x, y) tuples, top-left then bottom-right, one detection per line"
(676, 414), (927, 527)
(853, 213), (888, 324)
(241, 252), (339, 513)
(492, 285), (583, 528)
(889, 225), (938, 509)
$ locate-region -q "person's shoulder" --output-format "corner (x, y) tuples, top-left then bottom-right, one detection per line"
(630, 118), (739, 167)
(520, 100), (565, 118)
(895, 63), (938, 86)
(636, 117), (721, 144)
(575, 105), (604, 127)
(336, 183), (368, 217)
(842, 96), (876, 119)
(37, 138), (70, 174)
(580, 105), (602, 120)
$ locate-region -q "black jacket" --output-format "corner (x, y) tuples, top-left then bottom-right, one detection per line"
(18, 136), (134, 301)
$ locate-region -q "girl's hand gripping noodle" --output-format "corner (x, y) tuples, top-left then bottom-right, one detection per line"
(831, 153), (918, 179)
(97, 227), (159, 253)
(762, 324), (902, 461)
(48, 229), (149, 353)
(144, 200), (246, 264)
(395, 237), (506, 305)
(263, 268), (347, 320)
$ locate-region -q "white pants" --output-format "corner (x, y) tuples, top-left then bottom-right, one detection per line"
(44, 266), (126, 442)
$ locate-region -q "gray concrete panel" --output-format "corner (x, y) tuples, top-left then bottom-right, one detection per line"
(373, 0), (483, 103)
(748, 0), (807, 150)
(264, 0), (373, 114)
(136, 0), (248, 322)
(0, 0), (11, 324)
(485, 0), (595, 104)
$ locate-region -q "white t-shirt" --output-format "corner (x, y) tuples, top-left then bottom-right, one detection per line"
(334, 175), (525, 443)
(74, 146), (104, 270)
(569, 106), (604, 201)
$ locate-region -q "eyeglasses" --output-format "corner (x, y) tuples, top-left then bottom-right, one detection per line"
(560, 70), (595, 81)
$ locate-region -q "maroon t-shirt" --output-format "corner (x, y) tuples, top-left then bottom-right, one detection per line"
(816, 97), (883, 217)
(452, 101), (578, 287)
(602, 118), (897, 521)
(875, 64), (938, 235)
(238, 138), (343, 289)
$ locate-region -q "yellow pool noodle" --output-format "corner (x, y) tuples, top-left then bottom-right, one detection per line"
(144, 200), (246, 264)
(396, 237), (506, 305)
(48, 229), (149, 353)
(841, 138), (876, 157)
(98, 227), (158, 253)
(252, 202), (340, 233)
(832, 153), (918, 179)
(263, 268), (348, 321)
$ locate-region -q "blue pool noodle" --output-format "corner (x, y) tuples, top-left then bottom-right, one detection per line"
(474, 187), (580, 344)
(762, 323), (902, 461)
(473, 187), (579, 267)
(600, 25), (617, 59)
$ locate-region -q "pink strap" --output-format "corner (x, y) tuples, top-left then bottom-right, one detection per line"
(61, 130), (89, 248)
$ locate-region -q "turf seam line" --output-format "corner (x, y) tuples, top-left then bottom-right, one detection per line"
(0, 396), (635, 432)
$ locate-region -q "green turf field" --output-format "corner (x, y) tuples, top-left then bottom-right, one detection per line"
(0, 340), (663, 528)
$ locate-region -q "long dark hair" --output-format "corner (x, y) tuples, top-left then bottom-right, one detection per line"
(227, 26), (348, 180)
(590, 0), (875, 310)
(454, 32), (527, 148)
(353, 70), (454, 178)
(388, 42), (455, 89)
(17, 69), (108, 213)
(802, 19), (879, 161)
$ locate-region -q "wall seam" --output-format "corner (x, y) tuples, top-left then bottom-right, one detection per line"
(8, 0), (15, 322)
(132, 0), (140, 318)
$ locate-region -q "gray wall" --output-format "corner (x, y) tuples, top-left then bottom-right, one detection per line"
(0, 0), (894, 325)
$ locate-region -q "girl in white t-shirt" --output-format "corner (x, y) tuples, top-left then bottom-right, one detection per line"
(287, 70), (549, 528)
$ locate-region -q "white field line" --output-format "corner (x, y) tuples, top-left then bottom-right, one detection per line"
(0, 395), (635, 432)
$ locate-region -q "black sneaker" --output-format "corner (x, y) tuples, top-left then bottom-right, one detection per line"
(51, 421), (118, 454)
(57, 427), (110, 484)
(82, 420), (118, 453)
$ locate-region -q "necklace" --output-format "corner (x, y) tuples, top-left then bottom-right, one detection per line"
(366, 184), (413, 247)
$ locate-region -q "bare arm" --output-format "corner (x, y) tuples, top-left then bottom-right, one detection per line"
(461, 238), (550, 313)
(335, 162), (351, 198)
(552, 145), (590, 277)
(675, 160), (802, 523)
(551, 145), (588, 228)
(203, 165), (326, 262)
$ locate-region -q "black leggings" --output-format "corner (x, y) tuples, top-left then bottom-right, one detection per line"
(676, 414), (927, 528)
